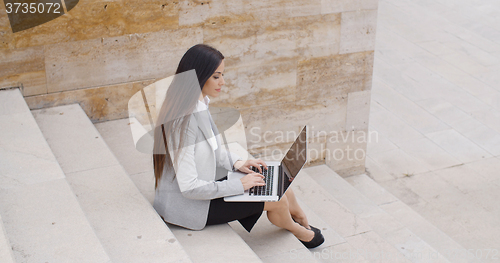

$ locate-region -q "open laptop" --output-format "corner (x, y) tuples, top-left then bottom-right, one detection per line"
(224, 126), (308, 202)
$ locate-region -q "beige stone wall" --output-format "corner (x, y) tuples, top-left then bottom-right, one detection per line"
(0, 0), (378, 176)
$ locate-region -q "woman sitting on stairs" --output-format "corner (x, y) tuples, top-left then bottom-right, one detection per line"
(152, 44), (324, 249)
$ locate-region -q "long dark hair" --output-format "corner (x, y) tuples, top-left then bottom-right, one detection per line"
(153, 44), (224, 188)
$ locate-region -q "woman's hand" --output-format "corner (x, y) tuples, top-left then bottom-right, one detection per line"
(233, 159), (268, 174)
(240, 172), (266, 190)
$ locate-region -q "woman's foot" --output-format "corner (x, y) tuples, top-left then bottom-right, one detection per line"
(292, 215), (311, 230)
(293, 223), (315, 242)
(298, 224), (325, 249)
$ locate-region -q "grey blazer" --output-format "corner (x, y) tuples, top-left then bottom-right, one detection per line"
(153, 109), (244, 230)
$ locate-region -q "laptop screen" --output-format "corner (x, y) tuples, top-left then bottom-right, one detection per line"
(281, 126), (307, 195)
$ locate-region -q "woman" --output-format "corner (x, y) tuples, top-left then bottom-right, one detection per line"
(152, 44), (324, 248)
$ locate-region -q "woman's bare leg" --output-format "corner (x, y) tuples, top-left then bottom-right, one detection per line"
(284, 188), (310, 229)
(264, 195), (314, 242)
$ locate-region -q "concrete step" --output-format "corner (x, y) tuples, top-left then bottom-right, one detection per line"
(0, 214), (15, 263)
(0, 89), (111, 262)
(32, 104), (192, 263)
(295, 198), (370, 263)
(228, 212), (321, 263)
(346, 172), (485, 263)
(195, 144), (345, 261)
(306, 164), (482, 263)
(95, 117), (263, 263)
(228, 196), (365, 263)
(96, 117), (433, 262)
(170, 223), (262, 263)
(223, 144), (400, 262)
(220, 153), (347, 262)
(292, 170), (414, 263)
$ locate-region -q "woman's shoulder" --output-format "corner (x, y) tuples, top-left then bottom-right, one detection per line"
(174, 112), (201, 138)
(175, 109), (211, 135)
(186, 112), (199, 130)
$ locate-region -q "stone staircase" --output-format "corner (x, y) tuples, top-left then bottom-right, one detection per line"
(0, 88), (483, 262)
(0, 88), (191, 263)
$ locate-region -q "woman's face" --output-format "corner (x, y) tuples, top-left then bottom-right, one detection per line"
(201, 60), (225, 98)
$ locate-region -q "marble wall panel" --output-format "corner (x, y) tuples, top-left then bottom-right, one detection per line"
(0, 46), (44, 77)
(204, 13), (341, 66)
(297, 51), (374, 101)
(325, 129), (368, 177)
(295, 97), (348, 136)
(253, 14), (341, 60)
(247, 0), (322, 20)
(6, 0), (180, 49)
(239, 96), (347, 152)
(340, 10), (378, 54)
(321, 0), (378, 14)
(307, 135), (327, 165)
(211, 58), (297, 109)
(25, 79), (155, 122)
(345, 90), (371, 131)
(0, 0), (378, 175)
(240, 102), (302, 151)
(179, 0), (240, 27)
(203, 17), (259, 66)
(44, 28), (202, 93)
(0, 1), (14, 50)
(179, 0), (322, 27)
(0, 46), (46, 95)
(0, 71), (46, 96)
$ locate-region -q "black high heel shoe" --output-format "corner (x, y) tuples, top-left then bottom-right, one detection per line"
(309, 225), (322, 235)
(298, 225), (324, 249)
(292, 218), (325, 248)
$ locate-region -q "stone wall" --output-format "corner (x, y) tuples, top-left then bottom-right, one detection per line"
(0, 0), (378, 177)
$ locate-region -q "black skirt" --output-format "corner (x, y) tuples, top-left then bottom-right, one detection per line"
(205, 177), (265, 233)
(205, 197), (265, 233)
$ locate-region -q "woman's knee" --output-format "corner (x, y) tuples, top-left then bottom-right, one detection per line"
(264, 195), (289, 212)
(284, 188), (295, 197)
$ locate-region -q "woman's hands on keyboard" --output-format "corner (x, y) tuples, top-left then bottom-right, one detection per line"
(233, 159), (268, 174)
(240, 172), (266, 190)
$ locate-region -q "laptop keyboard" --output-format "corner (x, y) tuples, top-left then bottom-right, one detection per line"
(249, 166), (274, 196)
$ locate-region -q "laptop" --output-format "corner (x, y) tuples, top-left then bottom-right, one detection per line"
(224, 126), (308, 202)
